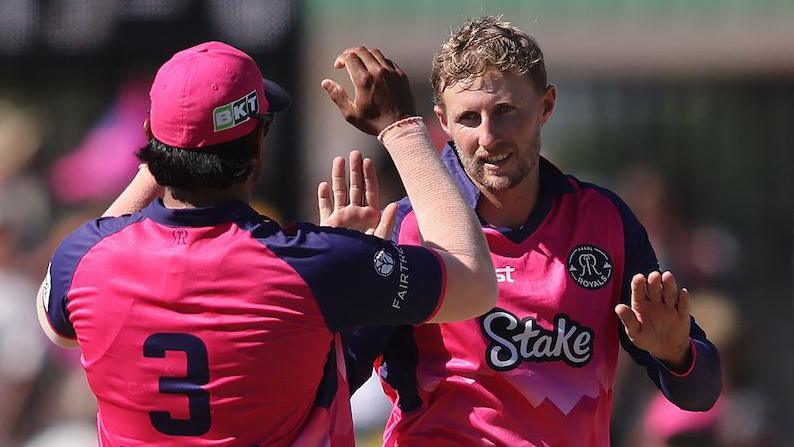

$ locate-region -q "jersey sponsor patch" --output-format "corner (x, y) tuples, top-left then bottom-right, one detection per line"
(213, 90), (259, 132)
(373, 249), (396, 277)
(480, 308), (594, 371)
(567, 244), (613, 290)
(40, 263), (52, 313)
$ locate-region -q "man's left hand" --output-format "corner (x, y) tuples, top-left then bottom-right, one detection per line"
(615, 271), (692, 371)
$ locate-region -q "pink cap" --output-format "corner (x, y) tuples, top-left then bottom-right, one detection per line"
(149, 41), (290, 149)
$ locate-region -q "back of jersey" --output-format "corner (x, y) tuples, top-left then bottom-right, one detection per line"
(46, 202), (339, 446)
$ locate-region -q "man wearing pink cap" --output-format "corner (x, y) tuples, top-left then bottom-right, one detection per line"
(37, 41), (497, 447)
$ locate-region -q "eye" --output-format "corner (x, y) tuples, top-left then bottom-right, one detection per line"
(457, 112), (481, 127)
(494, 104), (516, 115)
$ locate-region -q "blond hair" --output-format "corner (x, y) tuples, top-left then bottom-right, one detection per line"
(431, 16), (547, 104)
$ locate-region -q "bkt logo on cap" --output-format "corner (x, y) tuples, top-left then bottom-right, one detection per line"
(213, 90), (259, 132)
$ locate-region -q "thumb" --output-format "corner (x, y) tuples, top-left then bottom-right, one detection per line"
(374, 202), (398, 240)
(321, 79), (352, 116)
(615, 304), (641, 339)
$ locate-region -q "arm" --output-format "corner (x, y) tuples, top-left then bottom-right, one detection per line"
(322, 47), (496, 322)
(36, 265), (78, 348)
(614, 196), (721, 410)
(39, 162), (159, 346)
(102, 163), (162, 217)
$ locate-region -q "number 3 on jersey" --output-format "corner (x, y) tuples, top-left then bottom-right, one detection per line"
(143, 333), (211, 436)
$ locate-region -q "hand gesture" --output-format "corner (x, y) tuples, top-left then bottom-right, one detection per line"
(321, 46), (416, 135)
(615, 271), (692, 371)
(318, 150), (398, 239)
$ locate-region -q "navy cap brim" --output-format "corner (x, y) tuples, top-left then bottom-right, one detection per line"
(263, 79), (291, 113)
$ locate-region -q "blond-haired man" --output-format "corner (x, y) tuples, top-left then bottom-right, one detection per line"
(342, 16), (721, 446)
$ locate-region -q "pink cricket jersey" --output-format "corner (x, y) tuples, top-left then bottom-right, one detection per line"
(343, 148), (721, 447)
(42, 199), (445, 446)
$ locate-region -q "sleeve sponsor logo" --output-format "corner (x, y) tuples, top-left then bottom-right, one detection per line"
(480, 308), (594, 371)
(40, 263), (52, 313)
(212, 90), (259, 132)
(567, 244), (613, 290)
(373, 249), (396, 277)
(387, 246), (410, 310)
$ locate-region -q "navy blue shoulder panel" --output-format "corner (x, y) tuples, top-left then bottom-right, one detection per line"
(47, 213), (146, 338)
(251, 222), (444, 332)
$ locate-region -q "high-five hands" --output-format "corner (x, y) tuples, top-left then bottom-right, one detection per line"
(615, 271), (693, 371)
(318, 150), (397, 240)
(321, 46), (416, 135)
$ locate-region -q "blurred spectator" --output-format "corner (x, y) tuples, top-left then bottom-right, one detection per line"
(48, 77), (149, 205)
(616, 164), (739, 288)
(631, 291), (784, 447)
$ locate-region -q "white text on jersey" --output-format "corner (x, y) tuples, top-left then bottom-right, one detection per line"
(481, 309), (593, 371)
(495, 266), (516, 283)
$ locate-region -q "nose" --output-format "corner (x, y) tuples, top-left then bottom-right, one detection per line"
(477, 117), (499, 149)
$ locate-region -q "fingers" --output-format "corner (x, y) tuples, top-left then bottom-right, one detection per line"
(321, 79), (353, 116)
(317, 182), (332, 224)
(363, 157), (380, 209)
(661, 271), (678, 307)
(331, 156), (348, 210)
(340, 50), (371, 88)
(371, 48), (396, 70)
(352, 46), (382, 73)
(374, 202), (398, 240)
(615, 304), (641, 339)
(630, 273), (648, 308)
(349, 151), (364, 206)
(647, 271), (663, 303)
(677, 287), (691, 317)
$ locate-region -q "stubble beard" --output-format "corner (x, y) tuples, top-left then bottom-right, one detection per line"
(460, 137), (540, 193)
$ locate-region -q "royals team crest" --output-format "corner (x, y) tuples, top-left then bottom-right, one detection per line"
(567, 244), (613, 290)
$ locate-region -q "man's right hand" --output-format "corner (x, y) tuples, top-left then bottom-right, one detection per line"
(321, 46), (416, 135)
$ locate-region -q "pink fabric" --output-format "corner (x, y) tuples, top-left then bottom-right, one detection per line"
(642, 392), (722, 440)
(149, 41), (267, 148)
(381, 182), (627, 446)
(67, 219), (347, 446)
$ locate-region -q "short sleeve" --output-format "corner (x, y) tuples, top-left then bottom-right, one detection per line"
(263, 224), (445, 332)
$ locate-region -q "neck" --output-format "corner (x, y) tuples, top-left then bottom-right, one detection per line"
(476, 169), (540, 229)
(163, 184), (250, 209)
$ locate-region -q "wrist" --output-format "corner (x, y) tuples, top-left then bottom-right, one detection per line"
(657, 338), (692, 373)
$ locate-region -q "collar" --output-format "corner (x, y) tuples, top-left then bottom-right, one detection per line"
(439, 141), (574, 211)
(141, 198), (262, 227)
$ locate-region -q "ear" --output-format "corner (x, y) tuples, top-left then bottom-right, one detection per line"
(143, 117), (153, 140)
(433, 104), (451, 136)
(539, 84), (557, 126)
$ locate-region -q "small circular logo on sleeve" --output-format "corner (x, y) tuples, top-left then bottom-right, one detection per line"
(567, 244), (613, 290)
(373, 249), (396, 277)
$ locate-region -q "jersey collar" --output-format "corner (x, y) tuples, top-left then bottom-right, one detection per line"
(440, 142), (574, 209)
(141, 198), (262, 227)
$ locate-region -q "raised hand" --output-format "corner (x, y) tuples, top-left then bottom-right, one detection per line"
(615, 271), (692, 371)
(318, 150), (398, 239)
(321, 46), (416, 135)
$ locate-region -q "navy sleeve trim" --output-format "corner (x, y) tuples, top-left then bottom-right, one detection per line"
(260, 223), (444, 332)
(621, 317), (722, 410)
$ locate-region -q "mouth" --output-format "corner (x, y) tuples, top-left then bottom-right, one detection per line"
(480, 152), (512, 168)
